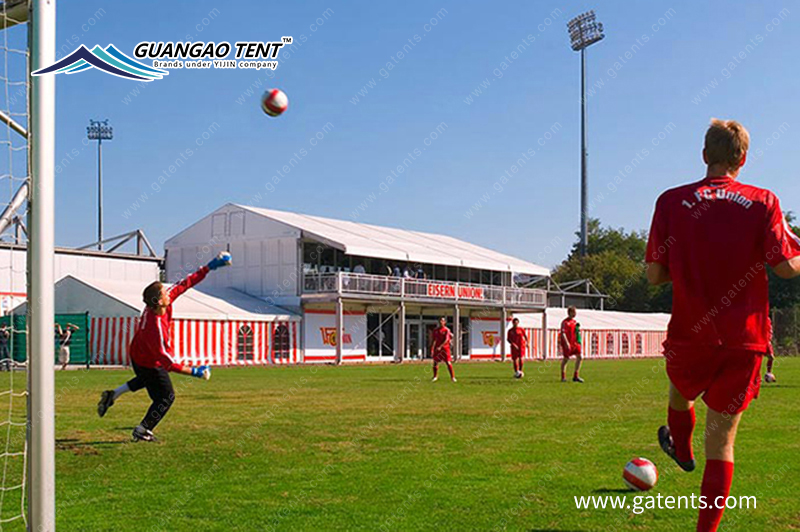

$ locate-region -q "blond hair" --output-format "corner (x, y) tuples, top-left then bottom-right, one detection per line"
(704, 119), (750, 171)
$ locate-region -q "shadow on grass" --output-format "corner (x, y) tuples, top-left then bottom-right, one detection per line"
(592, 488), (633, 494)
(57, 439), (128, 447)
(528, 529), (585, 531)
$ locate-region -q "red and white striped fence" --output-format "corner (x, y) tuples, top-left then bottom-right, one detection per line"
(90, 317), (298, 366)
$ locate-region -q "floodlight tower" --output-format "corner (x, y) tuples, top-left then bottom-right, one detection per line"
(567, 10), (604, 257)
(87, 118), (113, 250)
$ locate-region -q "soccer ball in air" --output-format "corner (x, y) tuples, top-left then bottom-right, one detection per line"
(623, 458), (658, 491)
(764, 372), (776, 383)
(261, 88), (288, 117)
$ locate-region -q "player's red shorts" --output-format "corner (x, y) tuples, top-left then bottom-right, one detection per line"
(433, 349), (452, 363)
(665, 345), (763, 414)
(561, 344), (581, 358)
(510, 351), (524, 360)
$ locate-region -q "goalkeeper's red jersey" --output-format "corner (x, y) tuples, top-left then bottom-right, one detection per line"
(646, 176), (800, 351)
(129, 266), (209, 372)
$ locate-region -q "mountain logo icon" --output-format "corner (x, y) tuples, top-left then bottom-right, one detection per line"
(32, 44), (168, 81)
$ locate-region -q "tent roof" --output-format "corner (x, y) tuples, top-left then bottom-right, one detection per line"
(52, 276), (300, 322)
(514, 308), (670, 331)
(235, 204), (551, 277)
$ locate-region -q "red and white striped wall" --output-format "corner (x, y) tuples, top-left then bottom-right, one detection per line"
(469, 317), (666, 361)
(90, 316), (298, 366)
(526, 328), (666, 359)
(90, 316), (138, 365)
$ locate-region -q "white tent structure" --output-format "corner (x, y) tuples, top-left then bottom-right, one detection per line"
(235, 205), (551, 277)
(165, 204), (553, 363)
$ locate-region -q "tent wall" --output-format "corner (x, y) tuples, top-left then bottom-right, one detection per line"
(526, 328), (666, 359)
(90, 316), (138, 365)
(466, 317), (666, 360)
(89, 316), (298, 366)
(303, 309), (367, 363)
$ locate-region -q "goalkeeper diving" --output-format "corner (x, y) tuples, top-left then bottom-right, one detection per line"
(96, 252), (232, 442)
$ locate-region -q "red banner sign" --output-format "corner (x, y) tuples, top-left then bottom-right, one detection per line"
(426, 283), (485, 300)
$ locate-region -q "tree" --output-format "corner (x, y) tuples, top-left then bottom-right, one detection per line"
(768, 212), (800, 309)
(552, 219), (671, 312)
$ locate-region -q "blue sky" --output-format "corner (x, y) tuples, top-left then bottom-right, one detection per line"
(49, 0), (798, 268)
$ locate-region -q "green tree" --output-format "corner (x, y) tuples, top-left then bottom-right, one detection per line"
(552, 219), (671, 312)
(768, 212), (800, 309)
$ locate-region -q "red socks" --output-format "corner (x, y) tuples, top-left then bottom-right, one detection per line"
(446, 364), (455, 380)
(697, 460), (734, 532)
(668, 407), (695, 462)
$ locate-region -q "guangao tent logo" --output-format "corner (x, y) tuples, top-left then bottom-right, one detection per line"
(32, 40), (292, 80)
(31, 44), (168, 81)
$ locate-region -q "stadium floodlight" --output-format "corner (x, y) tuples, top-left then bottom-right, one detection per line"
(87, 119), (113, 250)
(567, 10), (604, 257)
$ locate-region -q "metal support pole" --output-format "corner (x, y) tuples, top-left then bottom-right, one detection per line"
(28, 0), (57, 528)
(97, 138), (103, 250)
(396, 301), (405, 363)
(335, 298), (343, 365)
(541, 310), (548, 360)
(500, 307), (507, 362)
(580, 47), (588, 257)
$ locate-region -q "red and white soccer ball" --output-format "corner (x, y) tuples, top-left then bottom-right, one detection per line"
(764, 372), (776, 383)
(623, 457), (658, 491)
(261, 88), (288, 117)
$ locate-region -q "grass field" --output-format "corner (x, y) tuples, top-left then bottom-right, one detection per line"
(18, 357), (799, 530)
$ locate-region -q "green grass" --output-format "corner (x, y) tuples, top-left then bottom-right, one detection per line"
(17, 358), (800, 530)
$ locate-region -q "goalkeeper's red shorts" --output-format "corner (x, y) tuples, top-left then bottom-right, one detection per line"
(665, 345), (763, 414)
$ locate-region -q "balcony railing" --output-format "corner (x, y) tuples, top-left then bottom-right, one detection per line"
(302, 272), (546, 308)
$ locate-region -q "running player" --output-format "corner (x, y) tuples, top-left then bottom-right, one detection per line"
(559, 307), (583, 382)
(430, 316), (456, 382)
(646, 119), (800, 532)
(507, 317), (528, 378)
(96, 252), (232, 442)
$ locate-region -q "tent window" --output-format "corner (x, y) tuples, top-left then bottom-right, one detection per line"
(621, 334), (630, 355)
(274, 324), (290, 360)
(636, 334), (643, 354)
(237, 325), (254, 361)
(606, 333), (614, 354)
(591, 333), (599, 355)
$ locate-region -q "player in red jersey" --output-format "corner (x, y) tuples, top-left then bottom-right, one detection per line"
(646, 119), (800, 532)
(96, 252), (232, 442)
(507, 317), (528, 378)
(560, 307), (584, 383)
(430, 316), (456, 382)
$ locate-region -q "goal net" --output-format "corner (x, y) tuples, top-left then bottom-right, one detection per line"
(0, 0), (56, 530)
(0, 1), (30, 529)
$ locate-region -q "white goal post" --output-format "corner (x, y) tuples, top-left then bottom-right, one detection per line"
(28, 0), (56, 529)
(0, 0), (60, 529)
